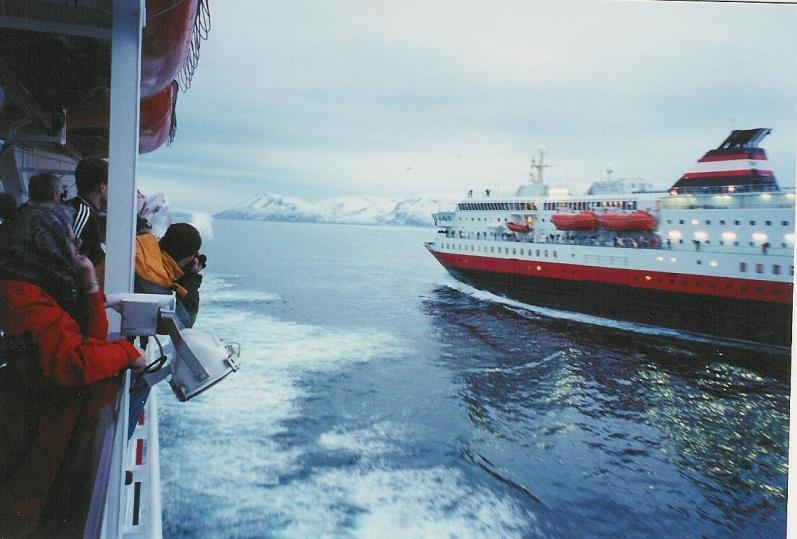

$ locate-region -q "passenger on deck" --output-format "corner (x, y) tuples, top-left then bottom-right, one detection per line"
(0, 204), (146, 536)
(26, 173), (62, 206)
(66, 158), (108, 268)
(134, 222), (205, 329)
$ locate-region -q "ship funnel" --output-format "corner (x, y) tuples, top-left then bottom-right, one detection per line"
(670, 128), (777, 194)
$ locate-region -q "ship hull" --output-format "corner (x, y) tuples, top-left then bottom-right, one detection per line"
(432, 251), (792, 346)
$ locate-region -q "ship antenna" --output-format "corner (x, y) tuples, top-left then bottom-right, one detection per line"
(606, 166), (614, 181)
(529, 145), (551, 184)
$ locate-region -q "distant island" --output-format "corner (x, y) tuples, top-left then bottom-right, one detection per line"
(214, 193), (458, 227)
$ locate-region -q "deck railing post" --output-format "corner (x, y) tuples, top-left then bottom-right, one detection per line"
(99, 1), (144, 537)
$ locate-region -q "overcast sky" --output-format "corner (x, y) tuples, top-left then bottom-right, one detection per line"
(138, 0), (797, 213)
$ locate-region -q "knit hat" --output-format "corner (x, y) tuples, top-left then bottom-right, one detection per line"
(159, 222), (201, 262)
(0, 204), (81, 320)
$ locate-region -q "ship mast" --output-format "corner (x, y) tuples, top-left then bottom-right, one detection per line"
(529, 145), (552, 184)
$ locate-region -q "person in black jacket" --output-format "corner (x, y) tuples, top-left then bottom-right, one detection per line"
(66, 158), (108, 268)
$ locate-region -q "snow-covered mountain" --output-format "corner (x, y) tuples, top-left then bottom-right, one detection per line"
(215, 193), (457, 227)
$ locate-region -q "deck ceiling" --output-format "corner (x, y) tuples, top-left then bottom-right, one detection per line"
(0, 1), (115, 159)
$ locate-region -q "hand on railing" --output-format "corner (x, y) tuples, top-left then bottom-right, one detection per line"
(130, 347), (149, 374)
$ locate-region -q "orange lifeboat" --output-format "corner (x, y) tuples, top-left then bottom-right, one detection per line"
(597, 210), (656, 232)
(551, 211), (598, 231)
(67, 82), (176, 154)
(506, 221), (531, 233)
(141, 0), (200, 98)
(139, 82), (177, 153)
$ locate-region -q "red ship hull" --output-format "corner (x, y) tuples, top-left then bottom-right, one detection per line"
(428, 246), (792, 346)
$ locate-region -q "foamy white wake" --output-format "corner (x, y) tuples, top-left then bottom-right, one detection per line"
(159, 275), (541, 537)
(200, 274), (281, 303)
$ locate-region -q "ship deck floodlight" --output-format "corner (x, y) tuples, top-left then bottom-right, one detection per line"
(106, 293), (240, 401)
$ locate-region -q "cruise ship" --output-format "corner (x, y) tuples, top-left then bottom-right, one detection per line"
(426, 129), (794, 346)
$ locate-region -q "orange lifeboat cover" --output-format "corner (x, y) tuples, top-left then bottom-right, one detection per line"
(139, 82), (176, 154)
(597, 210), (656, 232)
(141, 0), (199, 98)
(506, 221), (531, 233)
(551, 211), (598, 231)
(65, 82), (175, 155)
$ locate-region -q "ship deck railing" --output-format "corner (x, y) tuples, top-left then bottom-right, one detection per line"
(663, 189), (796, 210)
(437, 230), (794, 257)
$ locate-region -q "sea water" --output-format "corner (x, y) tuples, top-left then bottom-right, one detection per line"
(157, 219), (789, 538)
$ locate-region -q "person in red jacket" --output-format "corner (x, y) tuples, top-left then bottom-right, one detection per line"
(0, 204), (146, 536)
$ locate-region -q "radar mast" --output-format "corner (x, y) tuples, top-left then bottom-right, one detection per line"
(529, 145), (552, 184)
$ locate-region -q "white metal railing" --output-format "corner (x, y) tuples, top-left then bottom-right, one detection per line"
(101, 1), (148, 538)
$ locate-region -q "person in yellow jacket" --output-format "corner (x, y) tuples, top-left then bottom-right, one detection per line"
(134, 223), (204, 328)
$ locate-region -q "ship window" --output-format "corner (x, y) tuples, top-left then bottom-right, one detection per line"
(667, 220), (671, 224)
(765, 220), (771, 226)
(520, 249), (524, 255)
(706, 220), (711, 225)
(773, 265), (781, 275)
(679, 220), (684, 224)
(697, 260), (702, 265)
(553, 251), (557, 258)
(782, 220), (789, 226)
(491, 247), (494, 253)
(750, 220), (756, 225)
(512, 248), (517, 255)
(740, 262), (747, 272)
(719, 241), (724, 245)
(791, 266), (794, 276)
(734, 241), (739, 246)
(544, 250), (549, 257)
(734, 220), (740, 225)
(756, 264), (764, 274)
(720, 220), (725, 225)
(536, 250), (540, 256)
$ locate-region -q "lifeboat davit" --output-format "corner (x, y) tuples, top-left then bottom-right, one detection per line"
(141, 0), (200, 98)
(597, 210), (656, 232)
(506, 221), (531, 233)
(551, 211), (598, 231)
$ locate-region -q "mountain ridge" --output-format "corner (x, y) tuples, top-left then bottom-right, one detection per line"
(214, 193), (458, 227)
